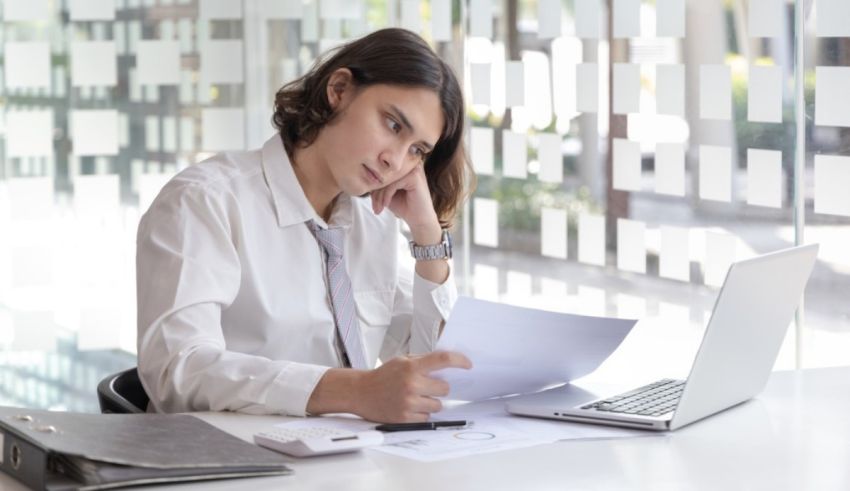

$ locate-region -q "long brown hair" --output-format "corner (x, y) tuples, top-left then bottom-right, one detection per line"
(272, 28), (473, 227)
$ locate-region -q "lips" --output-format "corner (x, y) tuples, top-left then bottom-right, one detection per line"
(363, 164), (383, 184)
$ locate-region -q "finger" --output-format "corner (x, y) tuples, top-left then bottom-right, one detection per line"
(371, 189), (383, 214)
(410, 395), (442, 414)
(414, 351), (473, 373)
(418, 376), (451, 398)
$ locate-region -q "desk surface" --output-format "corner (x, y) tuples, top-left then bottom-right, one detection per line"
(2, 367), (848, 491)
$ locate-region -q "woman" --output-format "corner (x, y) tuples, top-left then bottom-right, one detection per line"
(136, 28), (473, 423)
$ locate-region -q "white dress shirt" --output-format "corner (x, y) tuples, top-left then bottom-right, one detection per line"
(136, 135), (458, 416)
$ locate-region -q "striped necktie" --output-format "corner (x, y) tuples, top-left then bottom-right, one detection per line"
(307, 220), (369, 369)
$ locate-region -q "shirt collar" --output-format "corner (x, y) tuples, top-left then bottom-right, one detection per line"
(261, 134), (353, 230)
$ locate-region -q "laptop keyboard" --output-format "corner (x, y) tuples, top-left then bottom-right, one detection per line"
(580, 379), (685, 417)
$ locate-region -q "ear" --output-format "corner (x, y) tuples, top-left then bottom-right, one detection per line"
(326, 68), (354, 110)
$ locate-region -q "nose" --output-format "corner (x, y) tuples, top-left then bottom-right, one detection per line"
(379, 143), (406, 172)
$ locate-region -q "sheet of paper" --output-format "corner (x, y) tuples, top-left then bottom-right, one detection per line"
(700, 64), (732, 120)
(258, 0), (303, 19)
(747, 148), (782, 208)
(3, 0), (49, 20)
(817, 0), (850, 37)
(71, 110), (119, 156)
(471, 126), (494, 175)
(613, 138), (641, 191)
(660, 225), (690, 281)
(137, 40), (181, 85)
(199, 0), (242, 19)
(749, 0), (782, 37)
(656, 64), (685, 117)
(433, 297), (636, 401)
(469, 0), (492, 38)
(748, 65), (782, 123)
(814, 154), (850, 217)
(502, 130), (527, 179)
(473, 198), (499, 247)
(704, 232), (736, 287)
(473, 264), (499, 301)
(537, 133), (563, 183)
(617, 218), (646, 274)
(578, 212), (605, 266)
(201, 40), (243, 84)
(319, 0), (361, 19)
(71, 41), (117, 87)
(540, 207), (568, 259)
(613, 63), (640, 115)
(5, 110), (53, 158)
(574, 0), (601, 39)
(69, 0), (115, 21)
(815, 66), (850, 127)
(4, 42), (51, 89)
(538, 0), (562, 39)
(400, 0), (421, 34)
(430, 0), (452, 42)
(613, 0), (640, 38)
(576, 63), (598, 113)
(654, 142), (685, 196)
(201, 107), (245, 151)
(470, 62), (491, 106)
(699, 144), (732, 202)
(655, 0), (685, 37)
(505, 60), (525, 107)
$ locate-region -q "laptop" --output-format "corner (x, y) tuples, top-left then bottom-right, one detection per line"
(507, 244), (819, 431)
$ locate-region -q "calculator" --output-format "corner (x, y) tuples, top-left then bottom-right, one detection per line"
(253, 427), (384, 458)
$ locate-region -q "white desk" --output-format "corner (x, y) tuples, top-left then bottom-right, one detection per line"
(1, 367), (848, 490)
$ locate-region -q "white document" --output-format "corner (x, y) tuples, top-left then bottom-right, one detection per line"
(654, 142), (686, 196)
(473, 198), (499, 247)
(433, 297), (636, 401)
(4, 42), (51, 89)
(815, 66), (850, 127)
(747, 148), (782, 208)
(613, 0), (640, 38)
(540, 207), (567, 259)
(656, 0), (685, 37)
(748, 65), (782, 123)
(537, 133), (563, 183)
(700, 64), (732, 120)
(699, 144), (733, 202)
(817, 0), (850, 37)
(430, 0), (452, 42)
(749, 0), (782, 38)
(578, 212), (606, 266)
(471, 126), (494, 175)
(71, 41), (117, 87)
(502, 130), (528, 179)
(814, 154), (850, 217)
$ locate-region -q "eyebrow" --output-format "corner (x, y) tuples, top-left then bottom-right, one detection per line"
(389, 104), (435, 152)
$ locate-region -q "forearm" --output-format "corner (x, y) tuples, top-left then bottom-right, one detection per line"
(306, 368), (367, 415)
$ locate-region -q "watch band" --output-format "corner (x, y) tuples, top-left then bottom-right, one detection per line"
(409, 228), (452, 260)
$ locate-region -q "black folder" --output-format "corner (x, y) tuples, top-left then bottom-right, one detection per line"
(0, 406), (292, 490)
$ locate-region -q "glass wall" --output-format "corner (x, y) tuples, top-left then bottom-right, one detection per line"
(0, 0), (847, 411)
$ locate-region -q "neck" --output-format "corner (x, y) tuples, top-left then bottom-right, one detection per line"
(289, 142), (340, 222)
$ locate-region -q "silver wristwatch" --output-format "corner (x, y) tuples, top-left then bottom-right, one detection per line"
(409, 228), (452, 260)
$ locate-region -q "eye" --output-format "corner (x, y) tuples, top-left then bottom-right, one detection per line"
(410, 146), (427, 160)
(385, 116), (401, 134)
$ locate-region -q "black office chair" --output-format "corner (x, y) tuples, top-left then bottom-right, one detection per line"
(97, 367), (150, 414)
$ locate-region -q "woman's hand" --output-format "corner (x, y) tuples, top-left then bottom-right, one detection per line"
(306, 351), (472, 423)
(370, 165), (442, 243)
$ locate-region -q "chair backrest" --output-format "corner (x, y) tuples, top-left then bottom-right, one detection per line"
(97, 367), (150, 414)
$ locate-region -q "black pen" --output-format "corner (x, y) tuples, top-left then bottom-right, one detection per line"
(374, 420), (470, 432)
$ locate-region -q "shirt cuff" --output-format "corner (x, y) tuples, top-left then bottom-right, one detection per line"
(264, 362), (331, 416)
(410, 264), (458, 354)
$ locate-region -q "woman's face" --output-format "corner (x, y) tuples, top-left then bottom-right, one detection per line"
(317, 78), (444, 198)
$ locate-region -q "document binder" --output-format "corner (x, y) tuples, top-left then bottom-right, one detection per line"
(0, 406), (292, 490)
